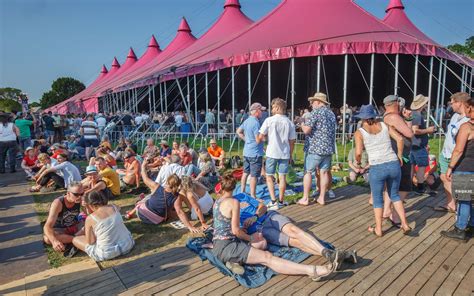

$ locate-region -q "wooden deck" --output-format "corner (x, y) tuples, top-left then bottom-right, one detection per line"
(44, 185), (473, 295)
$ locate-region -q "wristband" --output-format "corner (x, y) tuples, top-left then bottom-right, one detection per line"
(404, 117), (413, 122)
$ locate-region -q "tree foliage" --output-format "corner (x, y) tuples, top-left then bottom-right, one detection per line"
(447, 36), (474, 58)
(40, 77), (85, 109)
(0, 99), (22, 113)
(0, 87), (22, 101)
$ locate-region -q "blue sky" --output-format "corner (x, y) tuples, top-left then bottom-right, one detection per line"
(1, 0), (473, 102)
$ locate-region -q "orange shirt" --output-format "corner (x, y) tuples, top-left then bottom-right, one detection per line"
(208, 146), (223, 158)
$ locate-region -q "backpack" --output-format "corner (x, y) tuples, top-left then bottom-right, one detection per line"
(230, 155), (242, 169)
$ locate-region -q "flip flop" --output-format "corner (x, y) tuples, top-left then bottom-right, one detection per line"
(368, 224), (383, 237)
(401, 226), (412, 235)
(384, 217), (401, 229)
(170, 221), (187, 229)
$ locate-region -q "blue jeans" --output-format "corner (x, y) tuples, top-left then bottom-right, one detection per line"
(123, 126), (132, 138)
(456, 200), (474, 230)
(369, 160), (401, 209)
(304, 153), (332, 173)
(265, 158), (289, 176)
(19, 137), (32, 151)
(243, 156), (263, 178)
(0, 141), (18, 172)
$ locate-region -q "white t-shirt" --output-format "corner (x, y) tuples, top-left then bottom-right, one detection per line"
(175, 114), (184, 127)
(53, 161), (82, 187)
(442, 113), (470, 159)
(135, 115), (143, 125)
(155, 163), (185, 187)
(96, 117), (107, 128)
(259, 114), (296, 160)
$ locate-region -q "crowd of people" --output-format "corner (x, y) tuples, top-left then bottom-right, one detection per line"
(0, 90), (472, 280)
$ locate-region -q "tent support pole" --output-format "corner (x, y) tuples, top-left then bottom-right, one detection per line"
(152, 86), (156, 113)
(187, 75), (191, 122)
(470, 66), (473, 96)
(317, 56), (321, 92)
(369, 53), (374, 105)
(217, 69), (221, 136)
(426, 56), (434, 126)
(232, 67), (235, 133)
(291, 58), (295, 121)
(342, 54), (348, 145)
(164, 82), (168, 113)
(268, 61), (271, 109)
(248, 64), (251, 109)
(205, 73), (209, 114)
(435, 59), (443, 123)
(439, 59), (447, 128)
(194, 75), (197, 130)
(413, 54), (419, 96)
(148, 86), (152, 112)
(394, 54), (399, 95)
(175, 78), (195, 131)
(460, 65), (465, 92)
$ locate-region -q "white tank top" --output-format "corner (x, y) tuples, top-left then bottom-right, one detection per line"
(0, 123), (17, 142)
(359, 122), (398, 166)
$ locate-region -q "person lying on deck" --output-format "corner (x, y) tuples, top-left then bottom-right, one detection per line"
(210, 173), (341, 279)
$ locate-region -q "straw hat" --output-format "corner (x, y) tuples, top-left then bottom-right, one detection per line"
(410, 94), (429, 110)
(308, 92), (329, 105)
(209, 138), (217, 144)
(160, 140), (168, 146)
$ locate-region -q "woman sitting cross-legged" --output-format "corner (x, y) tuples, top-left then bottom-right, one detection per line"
(173, 175), (213, 233)
(124, 159), (181, 224)
(72, 190), (134, 262)
(211, 173), (336, 281)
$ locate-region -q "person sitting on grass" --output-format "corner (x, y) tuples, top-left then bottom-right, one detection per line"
(173, 175), (213, 233)
(90, 145), (117, 169)
(50, 144), (67, 159)
(114, 137), (128, 161)
(178, 143), (193, 166)
(72, 190), (134, 261)
(208, 138), (225, 169)
(94, 157), (121, 197)
(171, 141), (180, 155)
(81, 166), (115, 200)
(142, 138), (159, 159)
(154, 154), (185, 187)
(124, 164), (181, 225)
(31, 153), (81, 193)
(116, 151), (141, 191)
(144, 152), (163, 180)
(344, 146), (369, 184)
(159, 140), (172, 158)
(43, 182), (85, 258)
(210, 173), (339, 279)
(22, 146), (40, 180)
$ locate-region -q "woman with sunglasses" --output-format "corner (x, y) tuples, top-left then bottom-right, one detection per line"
(43, 181), (85, 257)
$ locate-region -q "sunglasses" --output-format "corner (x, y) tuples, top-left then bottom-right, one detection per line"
(70, 191), (84, 197)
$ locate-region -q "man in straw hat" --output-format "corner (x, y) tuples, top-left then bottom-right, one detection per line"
(409, 94), (436, 194)
(435, 92), (470, 213)
(298, 92), (336, 206)
(256, 98), (297, 210)
(236, 102), (264, 198)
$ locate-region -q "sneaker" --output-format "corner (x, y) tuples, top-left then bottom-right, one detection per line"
(415, 184), (426, 194)
(279, 201), (289, 207)
(343, 250), (358, 264)
(226, 261), (245, 275)
(267, 201), (280, 210)
(328, 190), (336, 199)
(440, 227), (467, 242)
(331, 249), (345, 271)
(63, 244), (79, 258)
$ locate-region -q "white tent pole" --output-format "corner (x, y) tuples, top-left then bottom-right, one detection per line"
(232, 66), (236, 133)
(205, 72), (209, 114)
(413, 54), (419, 96)
(194, 75), (198, 130)
(164, 82), (168, 113)
(217, 69), (221, 135)
(248, 64), (252, 109)
(369, 53), (374, 105)
(435, 59), (443, 123)
(470, 66), (473, 96)
(187, 75), (191, 122)
(426, 56), (434, 126)
(148, 86), (152, 112)
(394, 54), (399, 95)
(439, 59), (448, 128)
(268, 61), (271, 109)
(317, 56), (321, 92)
(460, 65), (465, 92)
(291, 57), (295, 121)
(152, 86), (156, 113)
(159, 83), (163, 113)
(342, 54), (348, 145)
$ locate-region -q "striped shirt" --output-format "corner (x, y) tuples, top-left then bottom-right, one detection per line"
(81, 120), (98, 140)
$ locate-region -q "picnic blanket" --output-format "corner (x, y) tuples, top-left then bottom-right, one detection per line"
(186, 232), (334, 288)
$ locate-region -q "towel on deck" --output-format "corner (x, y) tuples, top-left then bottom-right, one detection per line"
(186, 235), (334, 288)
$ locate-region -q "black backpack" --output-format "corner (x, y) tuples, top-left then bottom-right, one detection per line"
(230, 155), (242, 169)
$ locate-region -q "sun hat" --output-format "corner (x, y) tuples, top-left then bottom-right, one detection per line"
(209, 138), (217, 144)
(354, 104), (378, 119)
(25, 147), (34, 153)
(85, 165), (98, 175)
(249, 103), (263, 111)
(308, 92), (329, 105)
(160, 140), (168, 146)
(410, 94), (429, 110)
(383, 95), (399, 105)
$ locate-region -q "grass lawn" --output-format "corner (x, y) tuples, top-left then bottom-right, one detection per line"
(32, 137), (443, 268)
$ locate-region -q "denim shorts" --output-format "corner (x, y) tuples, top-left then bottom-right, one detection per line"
(304, 153), (332, 173)
(265, 157), (289, 176)
(410, 147), (429, 167)
(439, 154), (450, 174)
(83, 138), (99, 148)
(243, 156), (263, 178)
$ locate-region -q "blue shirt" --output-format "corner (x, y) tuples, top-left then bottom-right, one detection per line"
(304, 106), (336, 155)
(239, 116), (264, 157)
(234, 193), (266, 234)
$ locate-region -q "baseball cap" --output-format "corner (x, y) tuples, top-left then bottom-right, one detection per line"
(383, 95), (399, 105)
(249, 103), (263, 111)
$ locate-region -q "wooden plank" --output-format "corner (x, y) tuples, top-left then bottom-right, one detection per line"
(44, 269), (117, 295)
(274, 193), (438, 295)
(417, 238), (473, 295)
(454, 265), (474, 296)
(435, 245), (474, 296)
(188, 274), (234, 295)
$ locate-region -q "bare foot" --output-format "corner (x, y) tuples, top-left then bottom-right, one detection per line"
(297, 198), (309, 206)
(368, 225), (383, 237)
(316, 198), (325, 206)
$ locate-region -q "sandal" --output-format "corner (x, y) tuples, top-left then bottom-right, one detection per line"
(123, 212), (133, 220)
(401, 226), (412, 235)
(311, 263), (335, 282)
(368, 224), (383, 237)
(433, 205), (456, 213)
(384, 217), (401, 229)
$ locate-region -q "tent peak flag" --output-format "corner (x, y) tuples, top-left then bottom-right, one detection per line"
(224, 0), (241, 8)
(386, 0), (404, 12)
(178, 17), (192, 32)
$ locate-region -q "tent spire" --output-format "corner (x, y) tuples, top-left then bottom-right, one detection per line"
(224, 0), (241, 8)
(100, 65), (108, 74)
(148, 35), (160, 49)
(386, 0), (405, 12)
(178, 17), (192, 32)
(127, 47), (137, 60)
(111, 57), (120, 68)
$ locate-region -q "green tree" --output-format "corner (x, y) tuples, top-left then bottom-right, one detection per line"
(0, 99), (22, 113)
(29, 102), (41, 108)
(447, 36), (474, 58)
(0, 87), (22, 101)
(40, 77), (85, 109)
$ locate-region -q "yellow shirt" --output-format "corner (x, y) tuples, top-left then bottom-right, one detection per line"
(99, 167), (120, 196)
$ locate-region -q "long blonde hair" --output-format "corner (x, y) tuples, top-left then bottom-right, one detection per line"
(166, 174), (182, 195)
